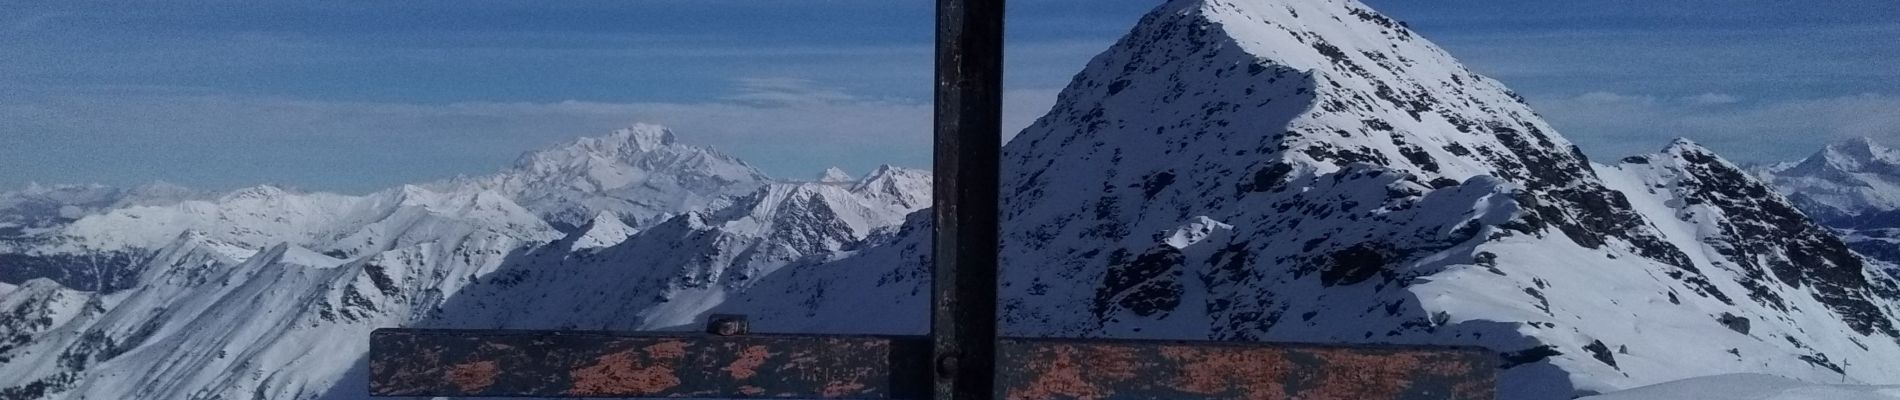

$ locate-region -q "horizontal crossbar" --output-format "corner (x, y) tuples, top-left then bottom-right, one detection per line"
(369, 329), (1495, 399)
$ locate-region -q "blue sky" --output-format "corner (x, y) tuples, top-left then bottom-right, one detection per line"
(2, 0), (1895, 193)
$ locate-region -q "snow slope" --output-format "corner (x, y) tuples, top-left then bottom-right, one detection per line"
(1583, 374), (1900, 400)
(0, 202), (545, 399)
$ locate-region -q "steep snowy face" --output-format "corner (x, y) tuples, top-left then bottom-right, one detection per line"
(716, 211), (934, 335)
(0, 184), (566, 399)
(1757, 138), (1900, 265)
(0, 280), (100, 365)
(1005, 0), (1675, 334)
(1615, 141), (1900, 335)
(1598, 142), (1900, 380)
(987, 0), (1900, 397)
(0, 216), (538, 400)
(447, 124), (771, 230)
(426, 180), (928, 334)
(564, 211), (639, 252)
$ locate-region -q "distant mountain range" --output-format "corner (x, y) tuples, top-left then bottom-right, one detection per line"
(1756, 138), (1900, 266)
(2, 0), (1897, 399)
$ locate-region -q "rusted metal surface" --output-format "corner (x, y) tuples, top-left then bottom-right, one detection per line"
(368, 328), (931, 398)
(370, 328), (1495, 399)
(996, 339), (1496, 400)
(931, 0), (1006, 399)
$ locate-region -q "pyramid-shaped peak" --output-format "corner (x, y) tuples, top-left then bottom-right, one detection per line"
(1825, 137), (1892, 159)
(1162, 0), (1433, 70)
(817, 167), (854, 183)
(860, 164), (927, 179)
(1663, 138), (1713, 154)
(570, 211), (637, 251)
(1009, 0), (1585, 194)
(1655, 138), (1752, 170)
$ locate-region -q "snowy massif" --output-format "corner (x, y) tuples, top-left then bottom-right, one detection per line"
(2, 0), (1898, 399)
(1757, 138), (1900, 267)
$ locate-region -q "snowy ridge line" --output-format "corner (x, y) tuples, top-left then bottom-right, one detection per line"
(0, 125), (931, 399)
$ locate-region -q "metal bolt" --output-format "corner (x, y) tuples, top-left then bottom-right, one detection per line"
(935, 354), (959, 380)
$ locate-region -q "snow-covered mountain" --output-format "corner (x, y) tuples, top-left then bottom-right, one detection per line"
(1757, 138), (1900, 265)
(0, 125), (933, 399)
(2, 0), (1895, 399)
(0, 182), (214, 292)
(736, 0), (1900, 398)
(0, 182), (208, 238)
(817, 167), (855, 184)
(0, 125), (770, 293)
(435, 123), (771, 231)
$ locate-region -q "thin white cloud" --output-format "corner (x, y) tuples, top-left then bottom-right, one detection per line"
(1683, 93), (1741, 105)
(724, 77), (873, 107)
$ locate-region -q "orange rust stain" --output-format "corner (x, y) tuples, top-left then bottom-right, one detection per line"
(823, 363), (879, 397)
(995, 343), (1490, 400)
(787, 352), (820, 370)
(1006, 346), (1112, 400)
(1064, 343), (1141, 381)
(445, 360), (500, 394)
(1299, 349), (1427, 400)
(1160, 346), (1289, 398)
(822, 380), (869, 398)
(645, 340), (688, 359)
(725, 345), (771, 380)
(569, 349), (683, 396)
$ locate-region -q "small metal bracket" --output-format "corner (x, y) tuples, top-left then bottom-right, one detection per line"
(706, 314), (750, 336)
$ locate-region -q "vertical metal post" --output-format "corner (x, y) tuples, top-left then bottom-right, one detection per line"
(932, 0), (1004, 399)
